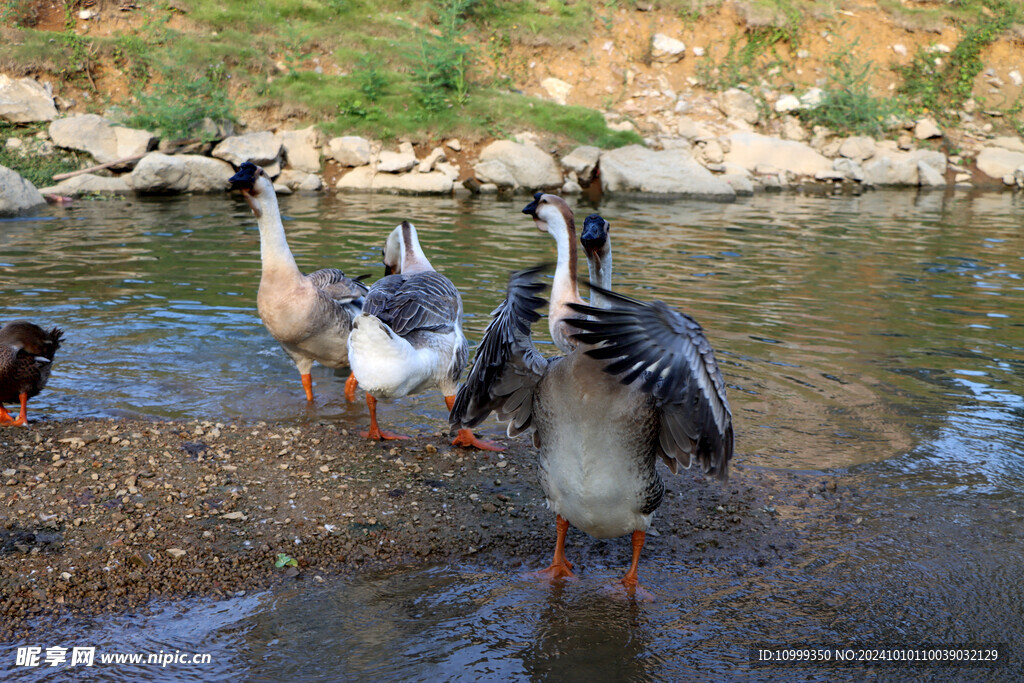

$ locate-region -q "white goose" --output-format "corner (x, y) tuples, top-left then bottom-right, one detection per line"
(347, 220), (502, 451)
(230, 161), (367, 403)
(450, 193), (733, 594)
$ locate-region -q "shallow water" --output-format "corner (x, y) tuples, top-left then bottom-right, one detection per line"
(2, 190), (1023, 679)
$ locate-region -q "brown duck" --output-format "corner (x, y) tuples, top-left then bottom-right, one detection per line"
(0, 321), (63, 426)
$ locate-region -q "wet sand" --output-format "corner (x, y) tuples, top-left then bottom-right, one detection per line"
(0, 418), (843, 639)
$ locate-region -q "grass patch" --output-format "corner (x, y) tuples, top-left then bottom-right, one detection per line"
(696, 26), (792, 90)
(0, 122), (91, 188)
(123, 66), (236, 141)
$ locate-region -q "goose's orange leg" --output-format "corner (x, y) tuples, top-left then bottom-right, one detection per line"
(301, 373), (314, 402)
(614, 530), (654, 601)
(0, 404), (14, 425)
(445, 395), (504, 451)
(5, 393), (29, 427)
(529, 515), (576, 581)
(344, 372), (358, 403)
(360, 393), (409, 441)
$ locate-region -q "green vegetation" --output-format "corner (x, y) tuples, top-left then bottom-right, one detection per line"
(896, 0), (1024, 118)
(696, 27), (792, 91)
(795, 46), (905, 136)
(0, 122), (89, 188)
(124, 66), (235, 141)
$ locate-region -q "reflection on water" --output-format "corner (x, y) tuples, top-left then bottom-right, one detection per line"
(3, 190), (1024, 680)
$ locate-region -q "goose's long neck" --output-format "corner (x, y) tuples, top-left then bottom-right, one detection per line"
(399, 222), (434, 274)
(548, 214), (584, 351)
(586, 245), (613, 308)
(256, 190), (299, 277)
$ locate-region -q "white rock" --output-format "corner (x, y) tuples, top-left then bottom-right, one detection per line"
(1010, 70), (1023, 87)
(914, 118), (943, 140)
(0, 164), (46, 216)
(445, 138), (462, 152)
(128, 153), (234, 193)
(917, 160), (946, 187)
(833, 158), (864, 182)
(561, 180), (583, 194)
(723, 132), (832, 177)
(475, 140), (562, 190)
(862, 149), (946, 186)
(540, 77), (572, 105)
(892, 44), (907, 57)
(435, 161), (460, 181)
(774, 94), (802, 113)
(377, 149), (417, 173)
(473, 159), (518, 188)
(651, 33), (686, 63)
(38, 174), (132, 196)
(212, 131), (282, 168)
(692, 46), (705, 57)
(327, 136), (371, 167)
(49, 114), (155, 167)
(560, 146), (600, 182)
(990, 136), (1024, 153)
(335, 165), (375, 190)
(417, 147), (447, 173)
(599, 145), (735, 198)
(698, 139), (724, 165)
(976, 147), (1024, 179)
(0, 75), (58, 123)
(800, 88), (825, 108)
(277, 169), (322, 191)
(839, 136), (876, 161)
(5, 137), (22, 149)
(281, 126), (323, 173)
(781, 116), (809, 142)
(717, 88), (759, 124)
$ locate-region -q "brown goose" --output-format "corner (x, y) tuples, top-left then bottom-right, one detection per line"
(229, 161), (367, 403)
(0, 321), (63, 426)
(450, 194), (733, 595)
(347, 220), (502, 451)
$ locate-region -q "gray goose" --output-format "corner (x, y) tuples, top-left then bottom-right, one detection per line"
(347, 220), (502, 451)
(450, 193), (733, 594)
(0, 321), (63, 426)
(229, 161), (367, 403)
(580, 212), (613, 308)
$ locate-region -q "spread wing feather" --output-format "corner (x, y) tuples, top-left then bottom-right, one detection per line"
(568, 284), (733, 479)
(449, 265), (550, 437)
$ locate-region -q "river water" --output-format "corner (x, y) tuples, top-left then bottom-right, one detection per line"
(1, 190), (1022, 680)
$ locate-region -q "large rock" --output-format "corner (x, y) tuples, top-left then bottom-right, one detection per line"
(976, 147), (1024, 179)
(862, 148), (947, 186)
(377, 149), (417, 173)
(277, 169), (322, 191)
(326, 136), (371, 167)
(599, 145), (735, 199)
(0, 165), (46, 215)
(335, 167), (453, 194)
(540, 77), (572, 105)
(723, 132), (833, 177)
(651, 34), (686, 63)
(560, 146), (600, 182)
(127, 153), (234, 193)
(717, 88), (759, 125)
(475, 141), (562, 190)
(49, 115), (156, 167)
(38, 174), (132, 196)
(212, 131), (282, 169)
(0, 76), (58, 123)
(281, 126), (323, 173)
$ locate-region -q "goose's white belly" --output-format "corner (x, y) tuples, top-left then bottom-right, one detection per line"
(347, 314), (455, 399)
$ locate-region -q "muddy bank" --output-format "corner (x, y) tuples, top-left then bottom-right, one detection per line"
(0, 417), (851, 638)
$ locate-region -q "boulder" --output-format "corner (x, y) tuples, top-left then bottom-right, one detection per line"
(833, 158), (864, 182)
(38, 174), (132, 196)
(277, 169), (322, 191)
(540, 77), (572, 105)
(599, 145), (735, 199)
(989, 136), (1024, 153)
(377, 149), (417, 173)
(326, 136), (372, 167)
(560, 146), (600, 182)
(0, 165), (46, 215)
(335, 167), (453, 194)
(774, 94), (801, 113)
(914, 117), (942, 140)
(838, 136), (876, 162)
(281, 126), (323, 173)
(976, 147), (1024, 179)
(475, 140), (562, 190)
(717, 88), (759, 125)
(917, 160), (946, 187)
(651, 33), (685, 63)
(335, 166), (376, 191)
(49, 115), (156, 168)
(127, 153), (234, 193)
(723, 132), (832, 177)
(212, 131), (282, 169)
(417, 147), (447, 173)
(862, 149), (946, 186)
(0, 76), (58, 123)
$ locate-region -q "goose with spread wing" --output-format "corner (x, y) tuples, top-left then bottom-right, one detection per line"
(0, 321), (63, 426)
(230, 161), (367, 404)
(347, 220), (502, 451)
(450, 194), (732, 594)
